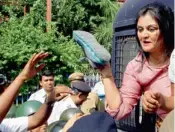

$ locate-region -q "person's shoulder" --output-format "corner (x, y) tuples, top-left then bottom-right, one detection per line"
(172, 49), (175, 55)
(93, 81), (103, 88)
(130, 52), (142, 63)
(2, 117), (28, 122)
(170, 49), (175, 60)
(28, 88), (45, 101)
(32, 88), (45, 95)
(126, 53), (143, 71)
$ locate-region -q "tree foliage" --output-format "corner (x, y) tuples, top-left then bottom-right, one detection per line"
(0, 0), (120, 94)
(94, 0), (120, 52)
(0, 18), (87, 94)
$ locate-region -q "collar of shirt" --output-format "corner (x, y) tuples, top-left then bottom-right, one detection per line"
(38, 88), (47, 98)
(59, 95), (77, 108)
(134, 52), (169, 69)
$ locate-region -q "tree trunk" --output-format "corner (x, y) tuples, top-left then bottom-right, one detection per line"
(46, 0), (52, 32)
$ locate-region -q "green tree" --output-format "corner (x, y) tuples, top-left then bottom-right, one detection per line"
(0, 0), (120, 94)
(94, 0), (120, 52)
(0, 18), (87, 94)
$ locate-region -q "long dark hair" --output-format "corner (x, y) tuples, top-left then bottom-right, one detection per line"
(136, 2), (174, 61)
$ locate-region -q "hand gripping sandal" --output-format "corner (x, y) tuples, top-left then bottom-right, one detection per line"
(73, 30), (111, 68)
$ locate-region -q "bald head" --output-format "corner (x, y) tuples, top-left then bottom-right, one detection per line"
(55, 84), (71, 93)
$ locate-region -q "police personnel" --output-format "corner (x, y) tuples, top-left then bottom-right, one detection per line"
(68, 72), (102, 114)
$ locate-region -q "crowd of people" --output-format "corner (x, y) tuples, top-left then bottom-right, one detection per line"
(0, 1), (174, 132)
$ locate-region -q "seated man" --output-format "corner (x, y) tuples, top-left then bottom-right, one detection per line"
(0, 52), (71, 132)
(48, 81), (91, 125)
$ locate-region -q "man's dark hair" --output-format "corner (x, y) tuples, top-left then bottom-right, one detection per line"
(39, 70), (54, 81)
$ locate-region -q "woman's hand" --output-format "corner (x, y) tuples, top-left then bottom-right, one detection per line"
(142, 91), (162, 113)
(98, 63), (113, 79)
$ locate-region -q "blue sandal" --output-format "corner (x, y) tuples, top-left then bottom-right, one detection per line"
(73, 30), (111, 68)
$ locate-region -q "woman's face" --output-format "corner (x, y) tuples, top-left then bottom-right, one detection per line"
(137, 13), (164, 54)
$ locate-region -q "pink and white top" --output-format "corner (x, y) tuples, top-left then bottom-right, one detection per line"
(106, 53), (171, 120)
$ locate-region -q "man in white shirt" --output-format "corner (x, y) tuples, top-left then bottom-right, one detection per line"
(0, 52), (72, 132)
(28, 71), (85, 125)
(28, 70), (55, 103)
(48, 81), (91, 125)
(92, 80), (105, 100)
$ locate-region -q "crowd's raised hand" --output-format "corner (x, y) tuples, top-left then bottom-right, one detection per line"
(19, 52), (49, 81)
(0, 52), (49, 122)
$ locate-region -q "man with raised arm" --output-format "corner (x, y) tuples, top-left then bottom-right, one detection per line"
(0, 52), (72, 132)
